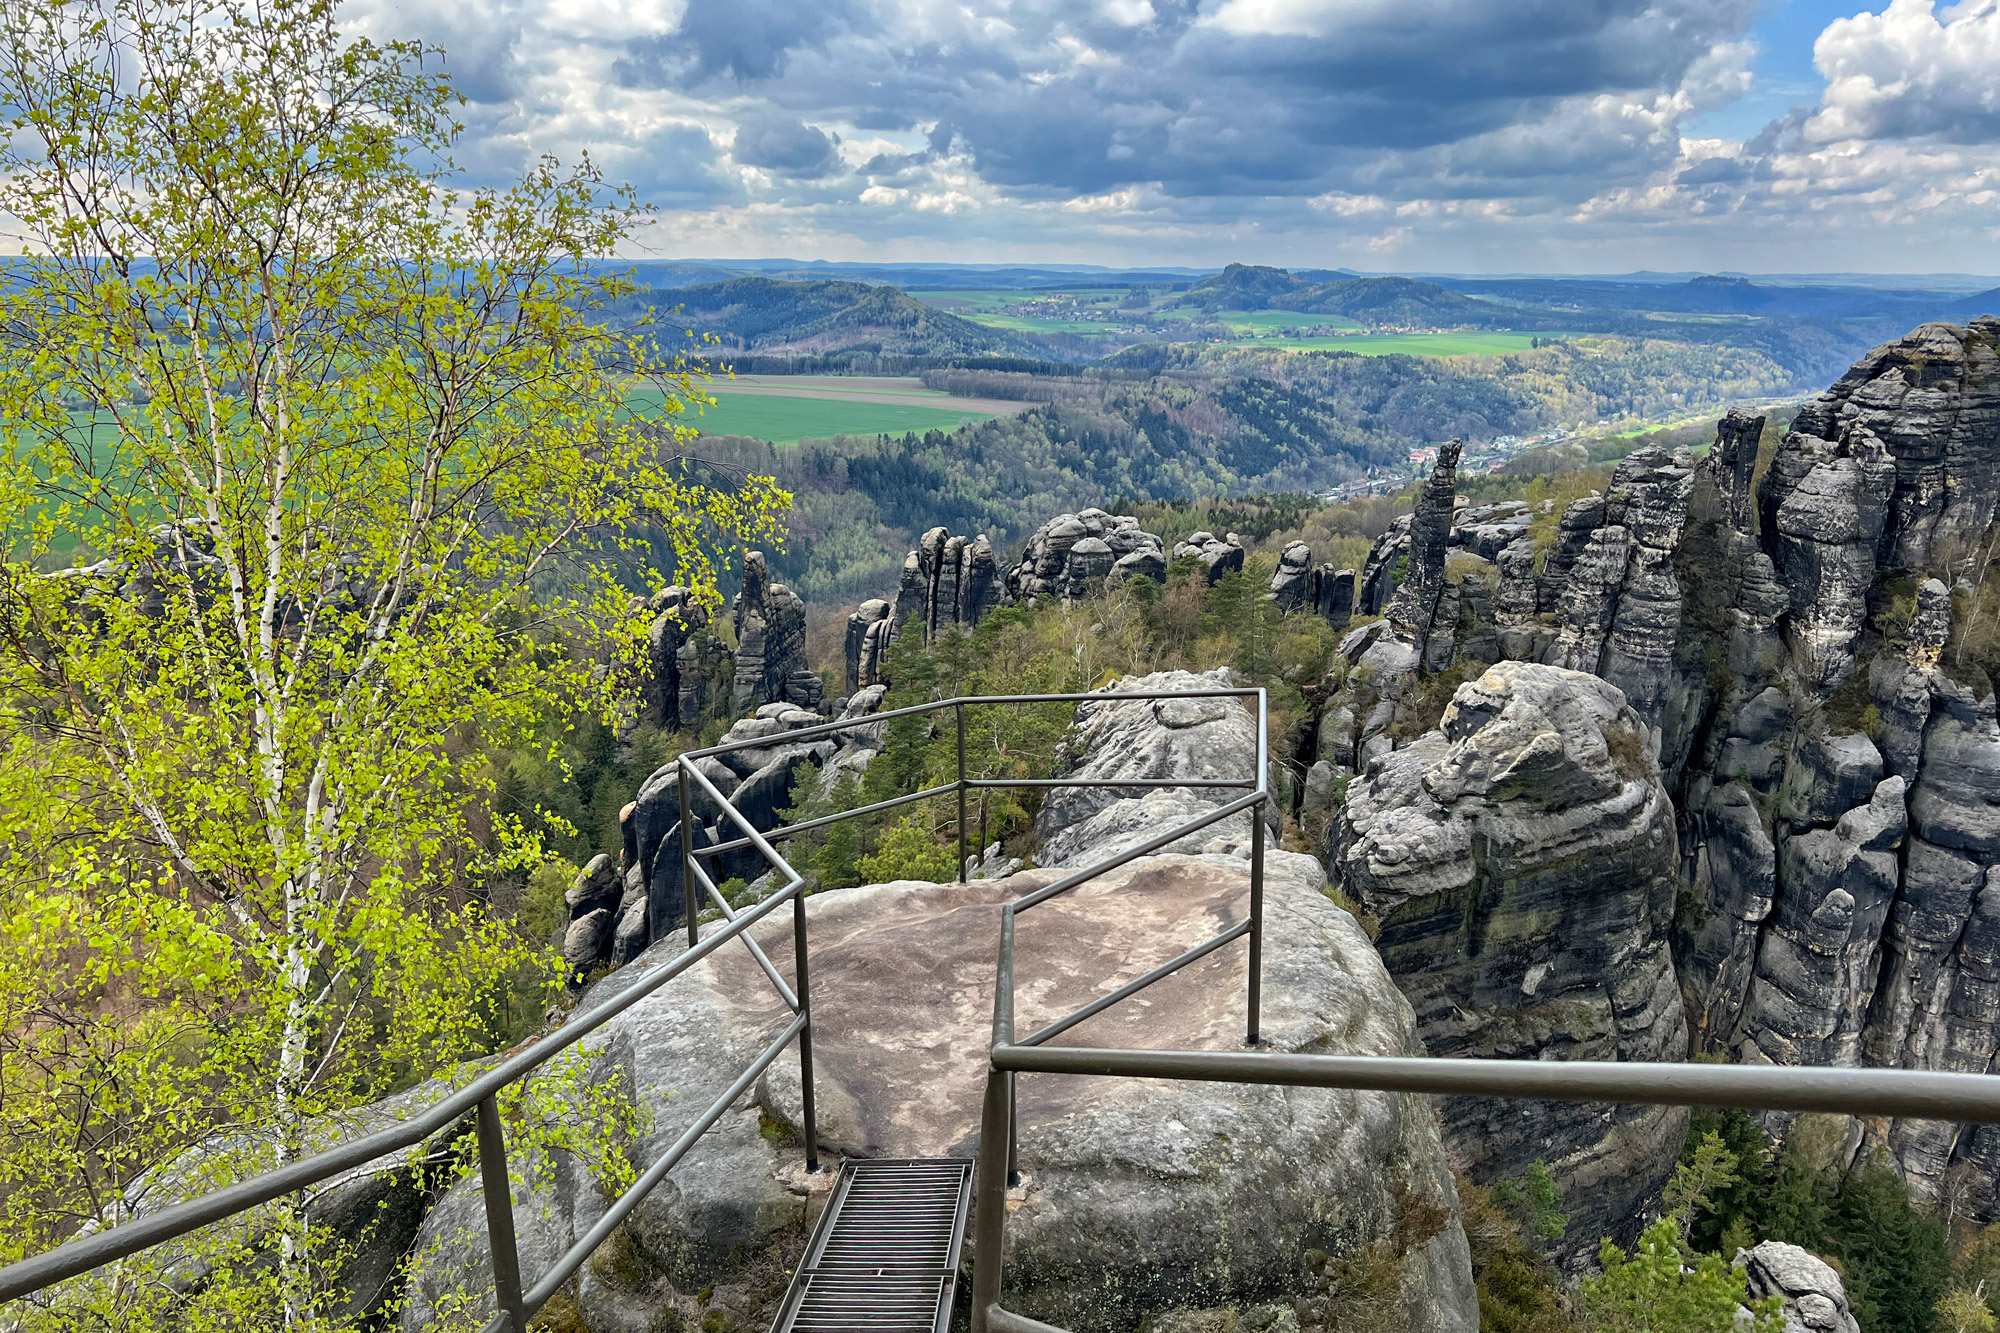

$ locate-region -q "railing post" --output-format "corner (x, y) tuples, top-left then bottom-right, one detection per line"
(475, 1095), (529, 1333)
(678, 762), (699, 949)
(1248, 690), (1267, 1048)
(1007, 1074), (1020, 1188)
(793, 887), (821, 1173)
(1247, 797), (1265, 1047)
(970, 1065), (1012, 1333)
(957, 701), (969, 883)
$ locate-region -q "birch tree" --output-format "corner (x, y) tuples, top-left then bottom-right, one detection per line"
(0, 0), (786, 1324)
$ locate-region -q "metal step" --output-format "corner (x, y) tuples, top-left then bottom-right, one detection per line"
(770, 1158), (973, 1333)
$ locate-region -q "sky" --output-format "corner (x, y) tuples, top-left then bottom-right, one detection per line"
(346, 0), (2000, 275)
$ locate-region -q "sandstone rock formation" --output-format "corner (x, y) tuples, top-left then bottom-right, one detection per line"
(1009, 509), (1169, 602)
(643, 586), (728, 730)
(843, 598), (894, 693)
(729, 552), (812, 714)
(1334, 661), (1689, 1259)
(895, 526), (1005, 643)
(1735, 1240), (1862, 1333)
(573, 694), (891, 981)
(1270, 543), (1355, 629)
(1172, 529), (1247, 584)
(1301, 318), (2000, 1222)
(1035, 668), (1277, 868)
(405, 851), (1477, 1333)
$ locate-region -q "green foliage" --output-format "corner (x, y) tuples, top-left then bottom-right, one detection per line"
(0, 0), (782, 1322)
(1458, 1176), (1572, 1333)
(855, 820), (957, 885)
(1938, 1288), (1998, 1333)
(1826, 1159), (1951, 1333)
(1493, 1161), (1571, 1243)
(1666, 1131), (1746, 1237)
(1578, 1217), (1785, 1333)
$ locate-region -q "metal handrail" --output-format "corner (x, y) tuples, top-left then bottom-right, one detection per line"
(0, 684), (1273, 1333)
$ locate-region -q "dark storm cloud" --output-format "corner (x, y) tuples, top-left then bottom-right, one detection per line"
(734, 111), (840, 177)
(613, 0), (870, 86)
(631, 0), (1760, 200)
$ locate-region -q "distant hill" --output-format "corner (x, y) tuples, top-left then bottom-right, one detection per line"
(1295, 275), (1505, 327)
(1185, 263), (1311, 310)
(658, 278), (1052, 359)
(1185, 265), (1537, 329)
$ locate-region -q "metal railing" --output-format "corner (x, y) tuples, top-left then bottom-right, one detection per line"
(0, 685), (1273, 1331)
(17, 678), (2000, 1333)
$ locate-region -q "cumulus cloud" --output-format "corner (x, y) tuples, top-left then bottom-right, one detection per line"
(333, 0), (2000, 270)
(1807, 0), (2000, 143)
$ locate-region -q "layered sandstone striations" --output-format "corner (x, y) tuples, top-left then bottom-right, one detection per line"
(1309, 318), (2000, 1220)
(729, 552), (812, 714)
(1334, 662), (1689, 1259)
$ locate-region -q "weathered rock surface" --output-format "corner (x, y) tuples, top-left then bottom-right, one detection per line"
(607, 695), (887, 972)
(1735, 1240), (1862, 1333)
(1381, 440), (1463, 661)
(729, 552), (811, 714)
(402, 852), (1477, 1333)
(1172, 530), (1247, 584)
(1008, 510), (1168, 604)
(1334, 662), (1689, 1261)
(1301, 320), (2000, 1220)
(1035, 668), (1275, 868)
(642, 586), (726, 730)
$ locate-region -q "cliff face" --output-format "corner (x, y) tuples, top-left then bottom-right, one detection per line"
(1322, 318), (2000, 1220)
(1335, 662), (1689, 1260)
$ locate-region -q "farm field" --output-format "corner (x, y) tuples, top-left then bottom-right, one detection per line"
(1237, 331), (1566, 355)
(627, 375), (1027, 445)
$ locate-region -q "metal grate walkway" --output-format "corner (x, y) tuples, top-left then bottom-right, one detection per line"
(770, 1158), (973, 1333)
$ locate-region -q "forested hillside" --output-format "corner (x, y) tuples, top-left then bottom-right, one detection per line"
(673, 331), (1802, 605)
(688, 374), (1399, 602)
(621, 276), (1048, 357)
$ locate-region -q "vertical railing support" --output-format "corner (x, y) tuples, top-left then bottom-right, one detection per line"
(678, 762), (699, 949)
(1248, 689), (1267, 1048)
(1007, 1074), (1020, 1188)
(476, 1095), (529, 1333)
(970, 1065), (1013, 1333)
(957, 701), (969, 883)
(793, 887), (821, 1173)
(1247, 797), (1265, 1047)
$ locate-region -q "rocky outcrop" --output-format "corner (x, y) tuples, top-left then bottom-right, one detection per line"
(1302, 320), (2000, 1222)
(729, 552), (811, 714)
(1008, 509), (1168, 603)
(402, 852), (1477, 1333)
(893, 526), (1005, 644)
(1269, 543), (1355, 629)
(1173, 530), (1246, 584)
(1546, 446), (1698, 738)
(1035, 668), (1276, 868)
(1735, 1241), (1861, 1333)
(601, 694), (890, 973)
(644, 586), (729, 730)
(1381, 440), (1462, 660)
(843, 598), (894, 693)
(1334, 662), (1689, 1261)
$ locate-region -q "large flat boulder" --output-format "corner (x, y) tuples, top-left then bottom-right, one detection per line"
(400, 851), (1476, 1333)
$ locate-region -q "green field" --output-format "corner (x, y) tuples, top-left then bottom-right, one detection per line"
(1236, 331), (1566, 356)
(628, 381), (1011, 445)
